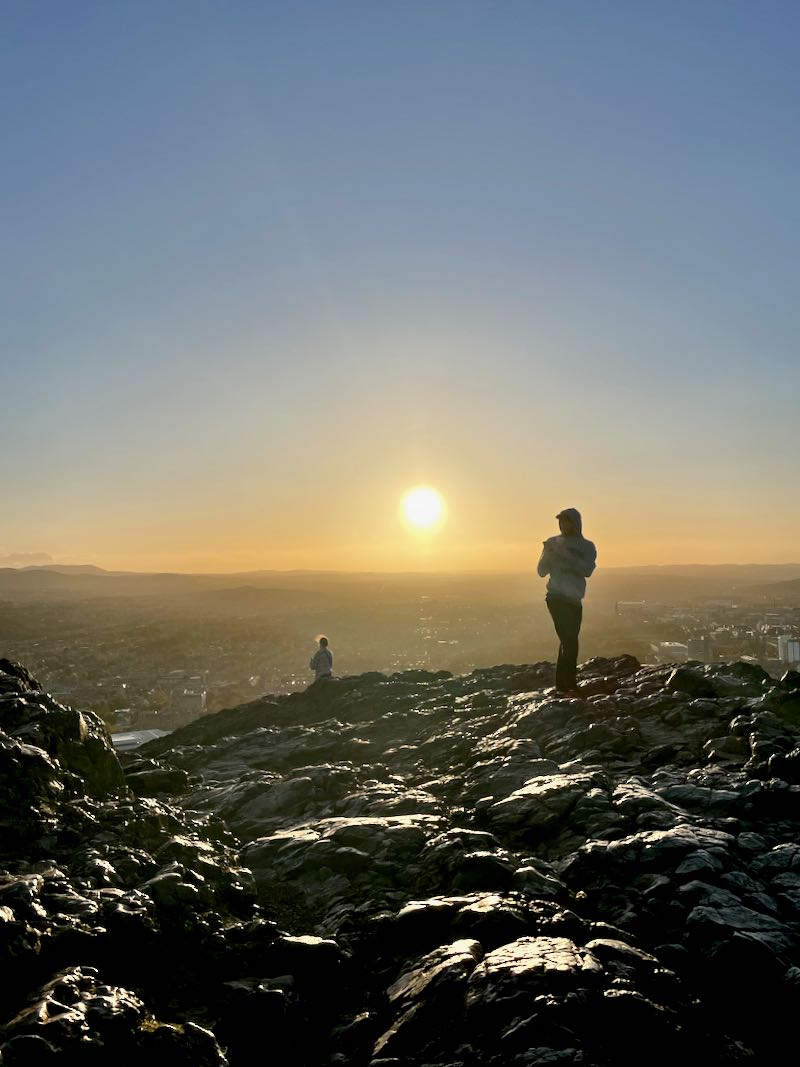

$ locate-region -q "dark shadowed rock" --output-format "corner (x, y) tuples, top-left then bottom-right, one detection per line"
(0, 660), (41, 694)
(0, 676), (125, 799)
(373, 938), (483, 1059)
(122, 758), (192, 797)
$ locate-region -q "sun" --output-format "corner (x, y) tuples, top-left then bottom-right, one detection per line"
(402, 486), (445, 529)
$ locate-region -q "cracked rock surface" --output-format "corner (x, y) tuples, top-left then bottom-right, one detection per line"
(2, 653), (800, 1064)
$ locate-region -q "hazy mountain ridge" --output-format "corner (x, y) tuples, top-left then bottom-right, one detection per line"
(3, 563), (800, 605)
(738, 577), (800, 599)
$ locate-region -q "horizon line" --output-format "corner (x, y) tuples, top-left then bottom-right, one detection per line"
(5, 561), (800, 578)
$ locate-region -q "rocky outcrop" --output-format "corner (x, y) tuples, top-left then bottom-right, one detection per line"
(2, 653), (800, 1064)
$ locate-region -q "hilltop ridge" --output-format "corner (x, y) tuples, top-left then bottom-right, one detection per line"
(1, 654), (800, 1064)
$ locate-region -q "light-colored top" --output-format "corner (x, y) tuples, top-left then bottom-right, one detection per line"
(309, 646), (333, 679)
(537, 535), (597, 604)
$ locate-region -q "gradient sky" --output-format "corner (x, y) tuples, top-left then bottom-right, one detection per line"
(2, 1), (798, 571)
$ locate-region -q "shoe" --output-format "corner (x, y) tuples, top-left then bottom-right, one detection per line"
(555, 689), (580, 698)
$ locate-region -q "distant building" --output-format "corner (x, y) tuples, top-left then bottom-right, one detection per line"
(687, 635), (714, 663)
(172, 688), (207, 717)
(654, 642), (689, 663)
(111, 707), (134, 731)
(777, 636), (800, 663)
(112, 729), (170, 752)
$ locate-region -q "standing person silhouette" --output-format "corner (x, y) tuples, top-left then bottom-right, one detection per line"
(309, 635), (333, 681)
(537, 508), (597, 696)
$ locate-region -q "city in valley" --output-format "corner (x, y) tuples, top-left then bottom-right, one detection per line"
(2, 564), (799, 739)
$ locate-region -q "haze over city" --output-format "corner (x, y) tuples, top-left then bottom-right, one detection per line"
(3, 1), (798, 572)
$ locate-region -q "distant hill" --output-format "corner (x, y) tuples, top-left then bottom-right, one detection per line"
(3, 562), (800, 606)
(0, 568), (219, 600)
(591, 564), (800, 604)
(739, 577), (800, 603)
(601, 563), (800, 584)
(20, 564), (110, 575)
(0, 552), (55, 567)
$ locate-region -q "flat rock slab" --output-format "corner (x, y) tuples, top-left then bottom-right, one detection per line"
(468, 935), (603, 1005)
(483, 773), (603, 832)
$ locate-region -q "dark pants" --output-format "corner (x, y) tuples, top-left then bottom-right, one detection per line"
(546, 595), (583, 692)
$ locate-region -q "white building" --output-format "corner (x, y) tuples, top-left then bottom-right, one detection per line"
(173, 688), (207, 716)
(777, 635), (800, 663)
(654, 642), (689, 663)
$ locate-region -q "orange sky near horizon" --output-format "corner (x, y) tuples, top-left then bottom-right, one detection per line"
(4, 6), (799, 574)
(12, 478), (794, 574)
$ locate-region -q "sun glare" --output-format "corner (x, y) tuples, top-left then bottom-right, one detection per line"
(402, 486), (445, 529)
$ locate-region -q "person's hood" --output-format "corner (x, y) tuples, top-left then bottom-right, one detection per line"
(558, 507), (583, 536)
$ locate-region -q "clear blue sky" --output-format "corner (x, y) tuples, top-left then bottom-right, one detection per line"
(2, 1), (798, 569)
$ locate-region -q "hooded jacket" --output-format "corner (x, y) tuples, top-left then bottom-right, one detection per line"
(537, 508), (597, 604)
(310, 645), (333, 679)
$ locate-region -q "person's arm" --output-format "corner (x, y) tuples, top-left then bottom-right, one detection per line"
(565, 541), (596, 577)
(556, 541), (597, 577)
(537, 540), (552, 577)
(583, 542), (597, 577)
